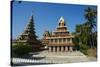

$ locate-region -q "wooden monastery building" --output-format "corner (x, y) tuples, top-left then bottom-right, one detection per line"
(42, 16), (75, 52)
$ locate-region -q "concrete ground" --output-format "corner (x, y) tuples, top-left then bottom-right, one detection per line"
(32, 50), (97, 63)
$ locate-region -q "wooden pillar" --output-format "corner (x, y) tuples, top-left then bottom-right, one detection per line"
(57, 46), (59, 52)
(70, 38), (72, 43)
(66, 38), (67, 43)
(65, 46), (68, 51)
(57, 39), (58, 43)
(61, 46), (64, 52)
(69, 46), (73, 51)
(61, 38), (63, 43)
(53, 47), (55, 52)
(49, 46), (51, 52)
(58, 39), (59, 43)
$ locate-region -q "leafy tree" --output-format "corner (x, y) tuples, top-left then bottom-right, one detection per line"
(12, 43), (33, 57)
(73, 7), (97, 56)
(74, 7), (97, 48)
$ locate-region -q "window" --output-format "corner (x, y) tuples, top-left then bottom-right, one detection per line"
(67, 38), (70, 42)
(59, 39), (61, 43)
(55, 39), (57, 43)
(63, 38), (66, 42)
(51, 39), (53, 43)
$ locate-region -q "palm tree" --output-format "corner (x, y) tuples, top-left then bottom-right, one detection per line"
(84, 7), (97, 48)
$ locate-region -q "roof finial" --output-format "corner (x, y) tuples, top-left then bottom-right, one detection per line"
(59, 16), (65, 23)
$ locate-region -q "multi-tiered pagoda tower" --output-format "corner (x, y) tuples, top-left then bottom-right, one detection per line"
(16, 15), (42, 50)
(42, 16), (74, 52)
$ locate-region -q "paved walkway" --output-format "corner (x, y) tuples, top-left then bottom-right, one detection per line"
(12, 51), (97, 65)
(38, 51), (85, 56)
(35, 51), (94, 63)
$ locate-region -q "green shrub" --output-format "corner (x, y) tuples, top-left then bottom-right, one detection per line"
(12, 44), (33, 56)
(80, 44), (89, 50)
(79, 44), (89, 55)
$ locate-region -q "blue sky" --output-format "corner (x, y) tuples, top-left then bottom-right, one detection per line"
(12, 1), (96, 39)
